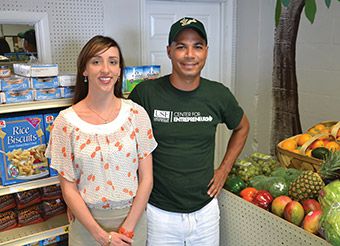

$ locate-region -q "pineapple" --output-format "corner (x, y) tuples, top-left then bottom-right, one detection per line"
(318, 150), (340, 181)
(288, 170), (325, 201)
(288, 151), (340, 201)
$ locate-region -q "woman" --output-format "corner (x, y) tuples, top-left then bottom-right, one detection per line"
(46, 35), (157, 246)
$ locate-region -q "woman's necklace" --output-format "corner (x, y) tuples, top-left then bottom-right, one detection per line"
(86, 102), (114, 124)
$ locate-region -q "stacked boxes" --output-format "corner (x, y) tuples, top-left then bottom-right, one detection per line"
(123, 65), (160, 93)
(0, 64), (76, 104)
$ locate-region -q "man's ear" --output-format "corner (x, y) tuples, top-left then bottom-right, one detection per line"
(166, 46), (171, 59)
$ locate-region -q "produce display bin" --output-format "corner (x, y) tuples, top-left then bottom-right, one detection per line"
(218, 189), (331, 246)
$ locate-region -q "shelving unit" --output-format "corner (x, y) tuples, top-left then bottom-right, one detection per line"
(0, 176), (59, 196)
(0, 213), (69, 246)
(0, 99), (71, 244)
(0, 98), (72, 114)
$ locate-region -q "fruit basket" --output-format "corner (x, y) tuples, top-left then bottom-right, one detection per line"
(276, 121), (340, 172)
(277, 135), (323, 171)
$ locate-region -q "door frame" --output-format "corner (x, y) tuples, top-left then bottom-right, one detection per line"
(139, 0), (237, 91)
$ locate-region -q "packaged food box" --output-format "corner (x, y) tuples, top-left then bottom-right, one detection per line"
(144, 65), (161, 80)
(0, 114), (49, 186)
(60, 86), (75, 98)
(34, 88), (61, 101)
(43, 112), (59, 177)
(2, 90), (34, 104)
(123, 66), (145, 93)
(30, 76), (59, 89)
(13, 63), (58, 77)
(0, 75), (31, 91)
(58, 73), (76, 87)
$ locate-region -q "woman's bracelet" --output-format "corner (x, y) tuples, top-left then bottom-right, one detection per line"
(108, 234), (112, 245)
(118, 226), (134, 239)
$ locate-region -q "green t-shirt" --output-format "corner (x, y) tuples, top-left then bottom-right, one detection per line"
(129, 75), (244, 212)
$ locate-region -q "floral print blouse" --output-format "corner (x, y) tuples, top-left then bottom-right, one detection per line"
(45, 99), (157, 209)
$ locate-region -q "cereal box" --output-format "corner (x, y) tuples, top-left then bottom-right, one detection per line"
(43, 112), (59, 177)
(144, 65), (161, 80)
(0, 114), (49, 185)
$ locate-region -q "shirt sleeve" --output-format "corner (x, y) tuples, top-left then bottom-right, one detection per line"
(45, 113), (79, 182)
(131, 102), (157, 160)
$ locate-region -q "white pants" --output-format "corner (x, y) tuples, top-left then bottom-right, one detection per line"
(146, 198), (220, 246)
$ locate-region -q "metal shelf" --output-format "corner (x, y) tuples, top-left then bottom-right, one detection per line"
(0, 98), (72, 114)
(218, 189), (331, 246)
(0, 176), (59, 196)
(0, 213), (69, 246)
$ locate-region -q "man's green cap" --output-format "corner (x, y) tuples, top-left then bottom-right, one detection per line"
(168, 17), (207, 45)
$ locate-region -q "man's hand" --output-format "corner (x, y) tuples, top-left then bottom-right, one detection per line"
(207, 166), (229, 198)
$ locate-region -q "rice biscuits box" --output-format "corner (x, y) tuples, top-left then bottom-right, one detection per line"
(0, 114), (48, 185)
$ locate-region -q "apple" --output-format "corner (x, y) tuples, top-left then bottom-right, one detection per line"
(302, 210), (322, 234)
(283, 201), (304, 226)
(271, 195), (292, 217)
(302, 199), (321, 214)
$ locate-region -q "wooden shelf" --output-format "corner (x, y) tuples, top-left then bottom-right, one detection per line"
(0, 176), (59, 196)
(0, 213), (69, 246)
(0, 98), (72, 114)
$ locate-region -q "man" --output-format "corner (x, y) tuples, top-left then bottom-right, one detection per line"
(18, 29), (37, 55)
(129, 17), (249, 246)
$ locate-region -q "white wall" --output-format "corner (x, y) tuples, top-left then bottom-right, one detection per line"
(103, 0), (142, 66)
(296, 1), (340, 130)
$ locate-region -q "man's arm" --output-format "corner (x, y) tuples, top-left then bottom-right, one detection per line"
(207, 114), (250, 197)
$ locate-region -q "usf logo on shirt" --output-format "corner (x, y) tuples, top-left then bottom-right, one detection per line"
(153, 110), (213, 123)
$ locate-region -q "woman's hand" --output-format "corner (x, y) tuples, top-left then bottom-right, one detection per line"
(98, 232), (133, 246)
(66, 207), (75, 223)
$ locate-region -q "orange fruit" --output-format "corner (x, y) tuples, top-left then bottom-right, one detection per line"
(291, 149), (301, 154)
(309, 139), (324, 150)
(297, 133), (312, 146)
(305, 149), (312, 157)
(308, 128), (319, 135)
(325, 141), (340, 151)
(281, 139), (297, 151)
(314, 124), (326, 131)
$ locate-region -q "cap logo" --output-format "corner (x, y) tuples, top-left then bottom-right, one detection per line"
(180, 18), (197, 26)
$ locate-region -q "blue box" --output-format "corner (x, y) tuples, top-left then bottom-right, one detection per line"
(43, 112), (59, 177)
(3, 90), (34, 104)
(0, 75), (31, 91)
(31, 76), (59, 89)
(0, 114), (49, 186)
(34, 88), (61, 101)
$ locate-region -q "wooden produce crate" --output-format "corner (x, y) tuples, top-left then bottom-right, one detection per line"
(218, 189), (331, 246)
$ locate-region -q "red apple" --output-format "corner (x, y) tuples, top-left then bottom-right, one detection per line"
(303, 210), (322, 234)
(302, 199), (321, 214)
(271, 195), (292, 217)
(283, 201), (304, 226)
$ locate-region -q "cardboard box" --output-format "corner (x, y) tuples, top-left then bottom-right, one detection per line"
(13, 64), (58, 77)
(2, 90), (34, 104)
(0, 114), (49, 186)
(0, 75), (31, 91)
(34, 88), (61, 101)
(30, 76), (59, 89)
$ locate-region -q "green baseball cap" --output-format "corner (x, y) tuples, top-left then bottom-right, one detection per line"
(168, 17), (207, 45)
